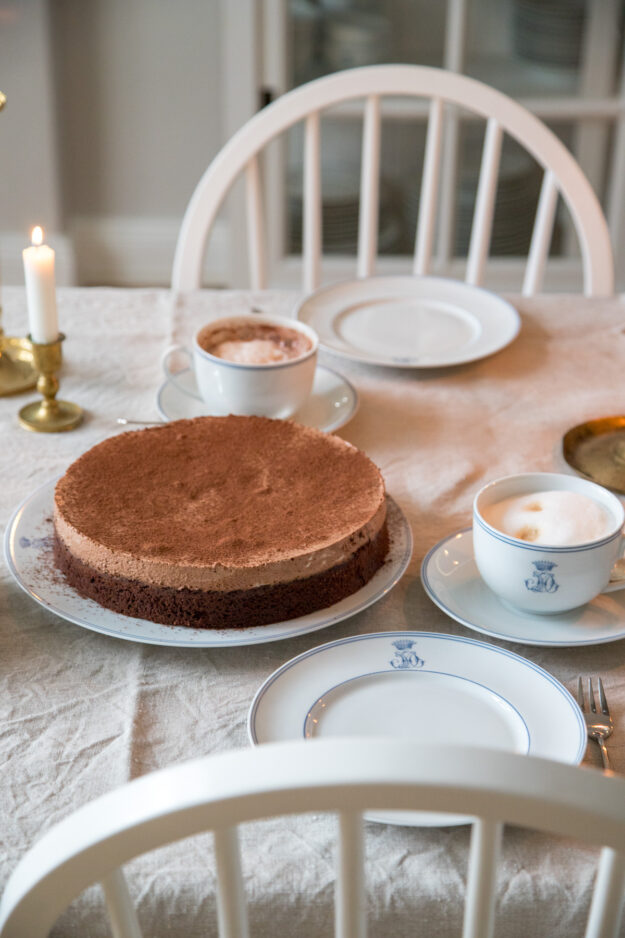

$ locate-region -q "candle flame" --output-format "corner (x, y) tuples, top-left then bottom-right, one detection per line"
(31, 226), (43, 247)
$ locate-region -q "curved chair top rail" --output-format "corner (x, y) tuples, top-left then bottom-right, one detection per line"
(2, 739), (625, 938)
(172, 64), (614, 297)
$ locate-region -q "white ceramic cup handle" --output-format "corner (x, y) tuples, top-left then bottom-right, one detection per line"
(603, 532), (625, 593)
(161, 344), (202, 401)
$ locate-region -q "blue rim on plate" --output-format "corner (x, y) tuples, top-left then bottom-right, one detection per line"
(301, 668), (531, 751)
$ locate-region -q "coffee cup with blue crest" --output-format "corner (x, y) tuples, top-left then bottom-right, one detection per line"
(162, 314), (318, 419)
(473, 472), (625, 614)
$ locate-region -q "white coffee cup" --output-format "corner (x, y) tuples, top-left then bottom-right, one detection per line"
(162, 314), (318, 419)
(473, 472), (625, 614)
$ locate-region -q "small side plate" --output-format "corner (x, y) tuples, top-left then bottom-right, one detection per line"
(157, 364), (359, 434)
(421, 528), (625, 647)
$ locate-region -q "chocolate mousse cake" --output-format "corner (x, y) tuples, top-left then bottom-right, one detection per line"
(53, 416), (389, 629)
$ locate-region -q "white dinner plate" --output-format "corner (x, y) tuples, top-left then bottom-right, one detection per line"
(422, 528), (625, 647)
(294, 276), (520, 368)
(248, 630), (585, 826)
(156, 364), (358, 434)
(4, 483), (412, 648)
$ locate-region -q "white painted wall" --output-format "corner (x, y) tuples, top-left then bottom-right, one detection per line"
(2, 0), (227, 286)
(0, 0), (74, 284)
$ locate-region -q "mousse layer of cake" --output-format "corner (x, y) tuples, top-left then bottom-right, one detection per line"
(54, 522), (389, 629)
(53, 416), (389, 628)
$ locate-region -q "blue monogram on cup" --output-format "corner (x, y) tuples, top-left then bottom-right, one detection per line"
(525, 560), (559, 594)
(390, 639), (425, 670)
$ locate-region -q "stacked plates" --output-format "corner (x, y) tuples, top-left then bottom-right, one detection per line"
(512, 0), (584, 68)
(404, 136), (545, 257)
(322, 10), (393, 72)
(288, 167), (404, 255)
(290, 0), (322, 84)
(456, 141), (543, 256)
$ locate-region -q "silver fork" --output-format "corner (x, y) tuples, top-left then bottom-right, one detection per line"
(577, 677), (614, 771)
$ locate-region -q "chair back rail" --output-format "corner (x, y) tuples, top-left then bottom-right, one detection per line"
(245, 156), (266, 291)
(357, 94), (381, 281)
(3, 740), (625, 938)
(586, 848), (625, 938)
(336, 810), (366, 938)
(523, 169), (559, 296)
(101, 868), (143, 938)
(414, 96), (444, 277)
(171, 65), (614, 296)
(303, 111), (321, 293)
(466, 118), (503, 288)
(464, 818), (502, 938)
(214, 826), (250, 938)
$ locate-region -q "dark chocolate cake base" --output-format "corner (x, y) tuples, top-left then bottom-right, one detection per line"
(53, 522), (389, 630)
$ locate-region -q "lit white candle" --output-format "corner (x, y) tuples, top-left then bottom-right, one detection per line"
(22, 226), (59, 344)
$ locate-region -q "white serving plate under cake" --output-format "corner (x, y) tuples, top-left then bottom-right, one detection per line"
(294, 275), (520, 368)
(4, 483), (412, 649)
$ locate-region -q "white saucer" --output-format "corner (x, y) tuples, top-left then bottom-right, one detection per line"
(421, 528), (625, 647)
(248, 630), (585, 826)
(294, 276), (520, 368)
(156, 364), (358, 433)
(4, 482), (412, 648)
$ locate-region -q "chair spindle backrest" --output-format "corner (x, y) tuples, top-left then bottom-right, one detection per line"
(4, 741), (625, 938)
(173, 65), (614, 297)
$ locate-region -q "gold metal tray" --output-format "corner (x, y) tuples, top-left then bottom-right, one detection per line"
(563, 416), (625, 494)
(0, 335), (37, 396)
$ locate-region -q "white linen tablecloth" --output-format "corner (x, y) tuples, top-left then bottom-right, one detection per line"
(1, 286), (625, 937)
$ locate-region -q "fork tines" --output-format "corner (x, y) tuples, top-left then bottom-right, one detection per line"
(579, 676), (610, 716)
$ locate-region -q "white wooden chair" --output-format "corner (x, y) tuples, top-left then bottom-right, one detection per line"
(1, 739), (625, 938)
(172, 64), (614, 297)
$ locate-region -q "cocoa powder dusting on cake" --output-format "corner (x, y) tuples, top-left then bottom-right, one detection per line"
(54, 417), (385, 567)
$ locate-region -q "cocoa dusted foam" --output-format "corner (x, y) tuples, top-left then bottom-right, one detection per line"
(53, 417), (389, 629)
(482, 490), (614, 546)
(197, 321), (312, 364)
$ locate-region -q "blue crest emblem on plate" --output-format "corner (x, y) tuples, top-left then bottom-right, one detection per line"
(390, 639), (425, 670)
(525, 560), (559, 594)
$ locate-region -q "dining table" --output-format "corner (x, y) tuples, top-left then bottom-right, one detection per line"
(1, 284), (625, 938)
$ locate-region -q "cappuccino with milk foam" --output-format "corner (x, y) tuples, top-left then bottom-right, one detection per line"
(198, 322), (313, 365)
(481, 489), (614, 546)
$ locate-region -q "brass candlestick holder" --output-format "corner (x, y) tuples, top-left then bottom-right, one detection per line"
(18, 334), (83, 432)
